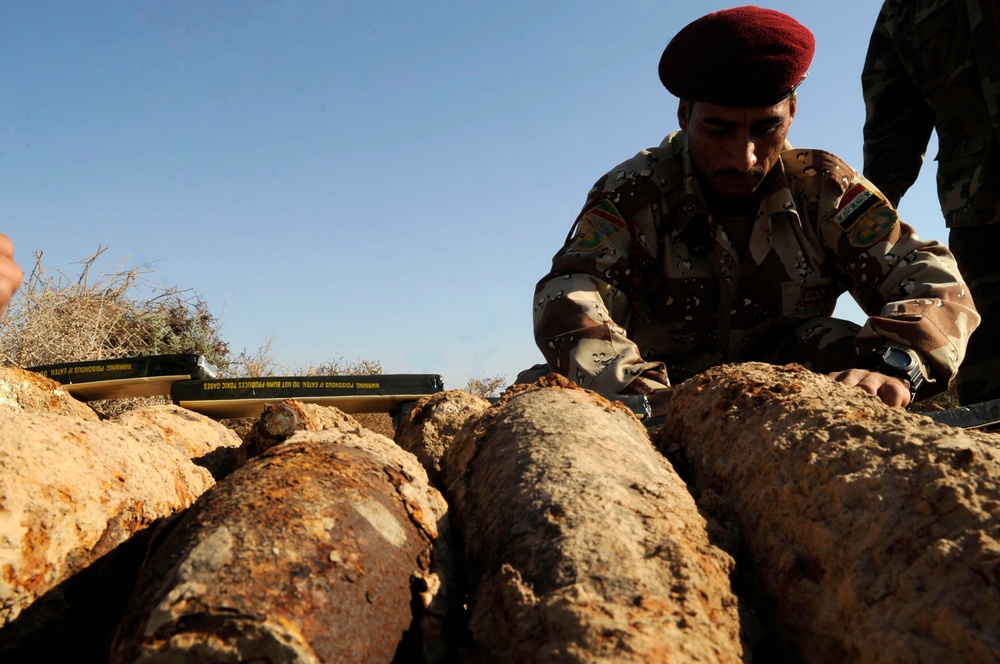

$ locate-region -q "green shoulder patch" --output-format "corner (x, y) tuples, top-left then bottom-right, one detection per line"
(571, 199), (627, 251)
(848, 205), (898, 247)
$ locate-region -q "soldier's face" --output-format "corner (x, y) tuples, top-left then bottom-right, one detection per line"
(678, 97), (796, 202)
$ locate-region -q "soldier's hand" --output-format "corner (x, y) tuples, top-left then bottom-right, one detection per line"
(0, 233), (23, 318)
(647, 387), (674, 418)
(827, 368), (910, 408)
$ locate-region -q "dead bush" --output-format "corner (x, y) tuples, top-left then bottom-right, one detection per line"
(465, 373), (508, 398)
(0, 248), (253, 417)
(0, 247), (230, 372)
(0, 247), (447, 428)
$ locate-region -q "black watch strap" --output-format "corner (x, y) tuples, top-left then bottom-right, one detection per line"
(860, 345), (926, 400)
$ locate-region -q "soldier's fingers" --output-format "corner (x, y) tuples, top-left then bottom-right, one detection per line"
(850, 370), (910, 407)
(827, 368), (869, 390)
(828, 369), (910, 408)
(0, 255), (25, 317)
(0, 233), (14, 260)
(875, 377), (910, 408)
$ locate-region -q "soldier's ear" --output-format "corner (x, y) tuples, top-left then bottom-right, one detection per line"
(787, 94), (797, 121)
(678, 100), (691, 130)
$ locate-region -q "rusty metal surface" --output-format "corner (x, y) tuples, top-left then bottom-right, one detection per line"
(659, 362), (1000, 663)
(112, 434), (438, 663)
(235, 399), (362, 467)
(440, 378), (744, 663)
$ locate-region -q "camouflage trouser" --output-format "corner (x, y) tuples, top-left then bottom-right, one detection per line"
(516, 316), (862, 389)
(950, 225), (1000, 405)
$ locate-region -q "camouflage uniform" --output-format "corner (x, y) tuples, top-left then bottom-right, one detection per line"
(532, 131), (979, 398)
(862, 0), (1000, 404)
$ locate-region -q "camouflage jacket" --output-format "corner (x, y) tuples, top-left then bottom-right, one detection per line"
(533, 131), (979, 395)
(862, 0), (1000, 227)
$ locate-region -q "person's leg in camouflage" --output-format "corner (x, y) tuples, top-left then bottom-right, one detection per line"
(950, 225), (1000, 405)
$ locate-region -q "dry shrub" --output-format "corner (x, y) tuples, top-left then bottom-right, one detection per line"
(465, 373), (508, 398)
(0, 248), (244, 417)
(228, 335), (279, 378)
(0, 247), (434, 428)
(299, 357), (384, 377)
(0, 247), (230, 371)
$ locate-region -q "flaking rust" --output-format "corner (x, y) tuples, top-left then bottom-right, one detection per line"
(111, 421), (453, 664)
(660, 362), (1000, 663)
(438, 380), (744, 663)
(235, 399), (361, 467)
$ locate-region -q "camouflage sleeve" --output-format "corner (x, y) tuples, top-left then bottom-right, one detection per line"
(861, 1), (936, 207)
(533, 167), (671, 395)
(818, 170), (981, 393)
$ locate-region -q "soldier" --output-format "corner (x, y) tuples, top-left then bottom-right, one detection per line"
(862, 0), (999, 406)
(0, 232), (23, 318)
(530, 6), (979, 417)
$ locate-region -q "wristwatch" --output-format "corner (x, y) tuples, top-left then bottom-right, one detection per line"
(860, 344), (926, 401)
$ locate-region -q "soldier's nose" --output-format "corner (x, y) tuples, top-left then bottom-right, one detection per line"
(729, 140), (757, 172)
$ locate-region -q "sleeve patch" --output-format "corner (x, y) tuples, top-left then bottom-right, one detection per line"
(833, 184), (898, 247)
(571, 199), (628, 251)
(848, 206), (898, 247)
(834, 184), (880, 230)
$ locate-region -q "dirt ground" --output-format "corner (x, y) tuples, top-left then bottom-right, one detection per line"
(352, 412), (396, 438)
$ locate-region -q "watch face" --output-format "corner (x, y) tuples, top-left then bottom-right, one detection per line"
(884, 348), (914, 369)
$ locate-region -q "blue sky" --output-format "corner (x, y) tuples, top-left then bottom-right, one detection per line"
(2, 1), (945, 390)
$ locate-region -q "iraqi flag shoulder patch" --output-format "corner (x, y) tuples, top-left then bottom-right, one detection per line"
(834, 184), (898, 247)
(571, 199), (627, 251)
(834, 184), (880, 230)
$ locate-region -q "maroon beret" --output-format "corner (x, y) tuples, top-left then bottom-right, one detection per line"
(658, 6), (815, 107)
